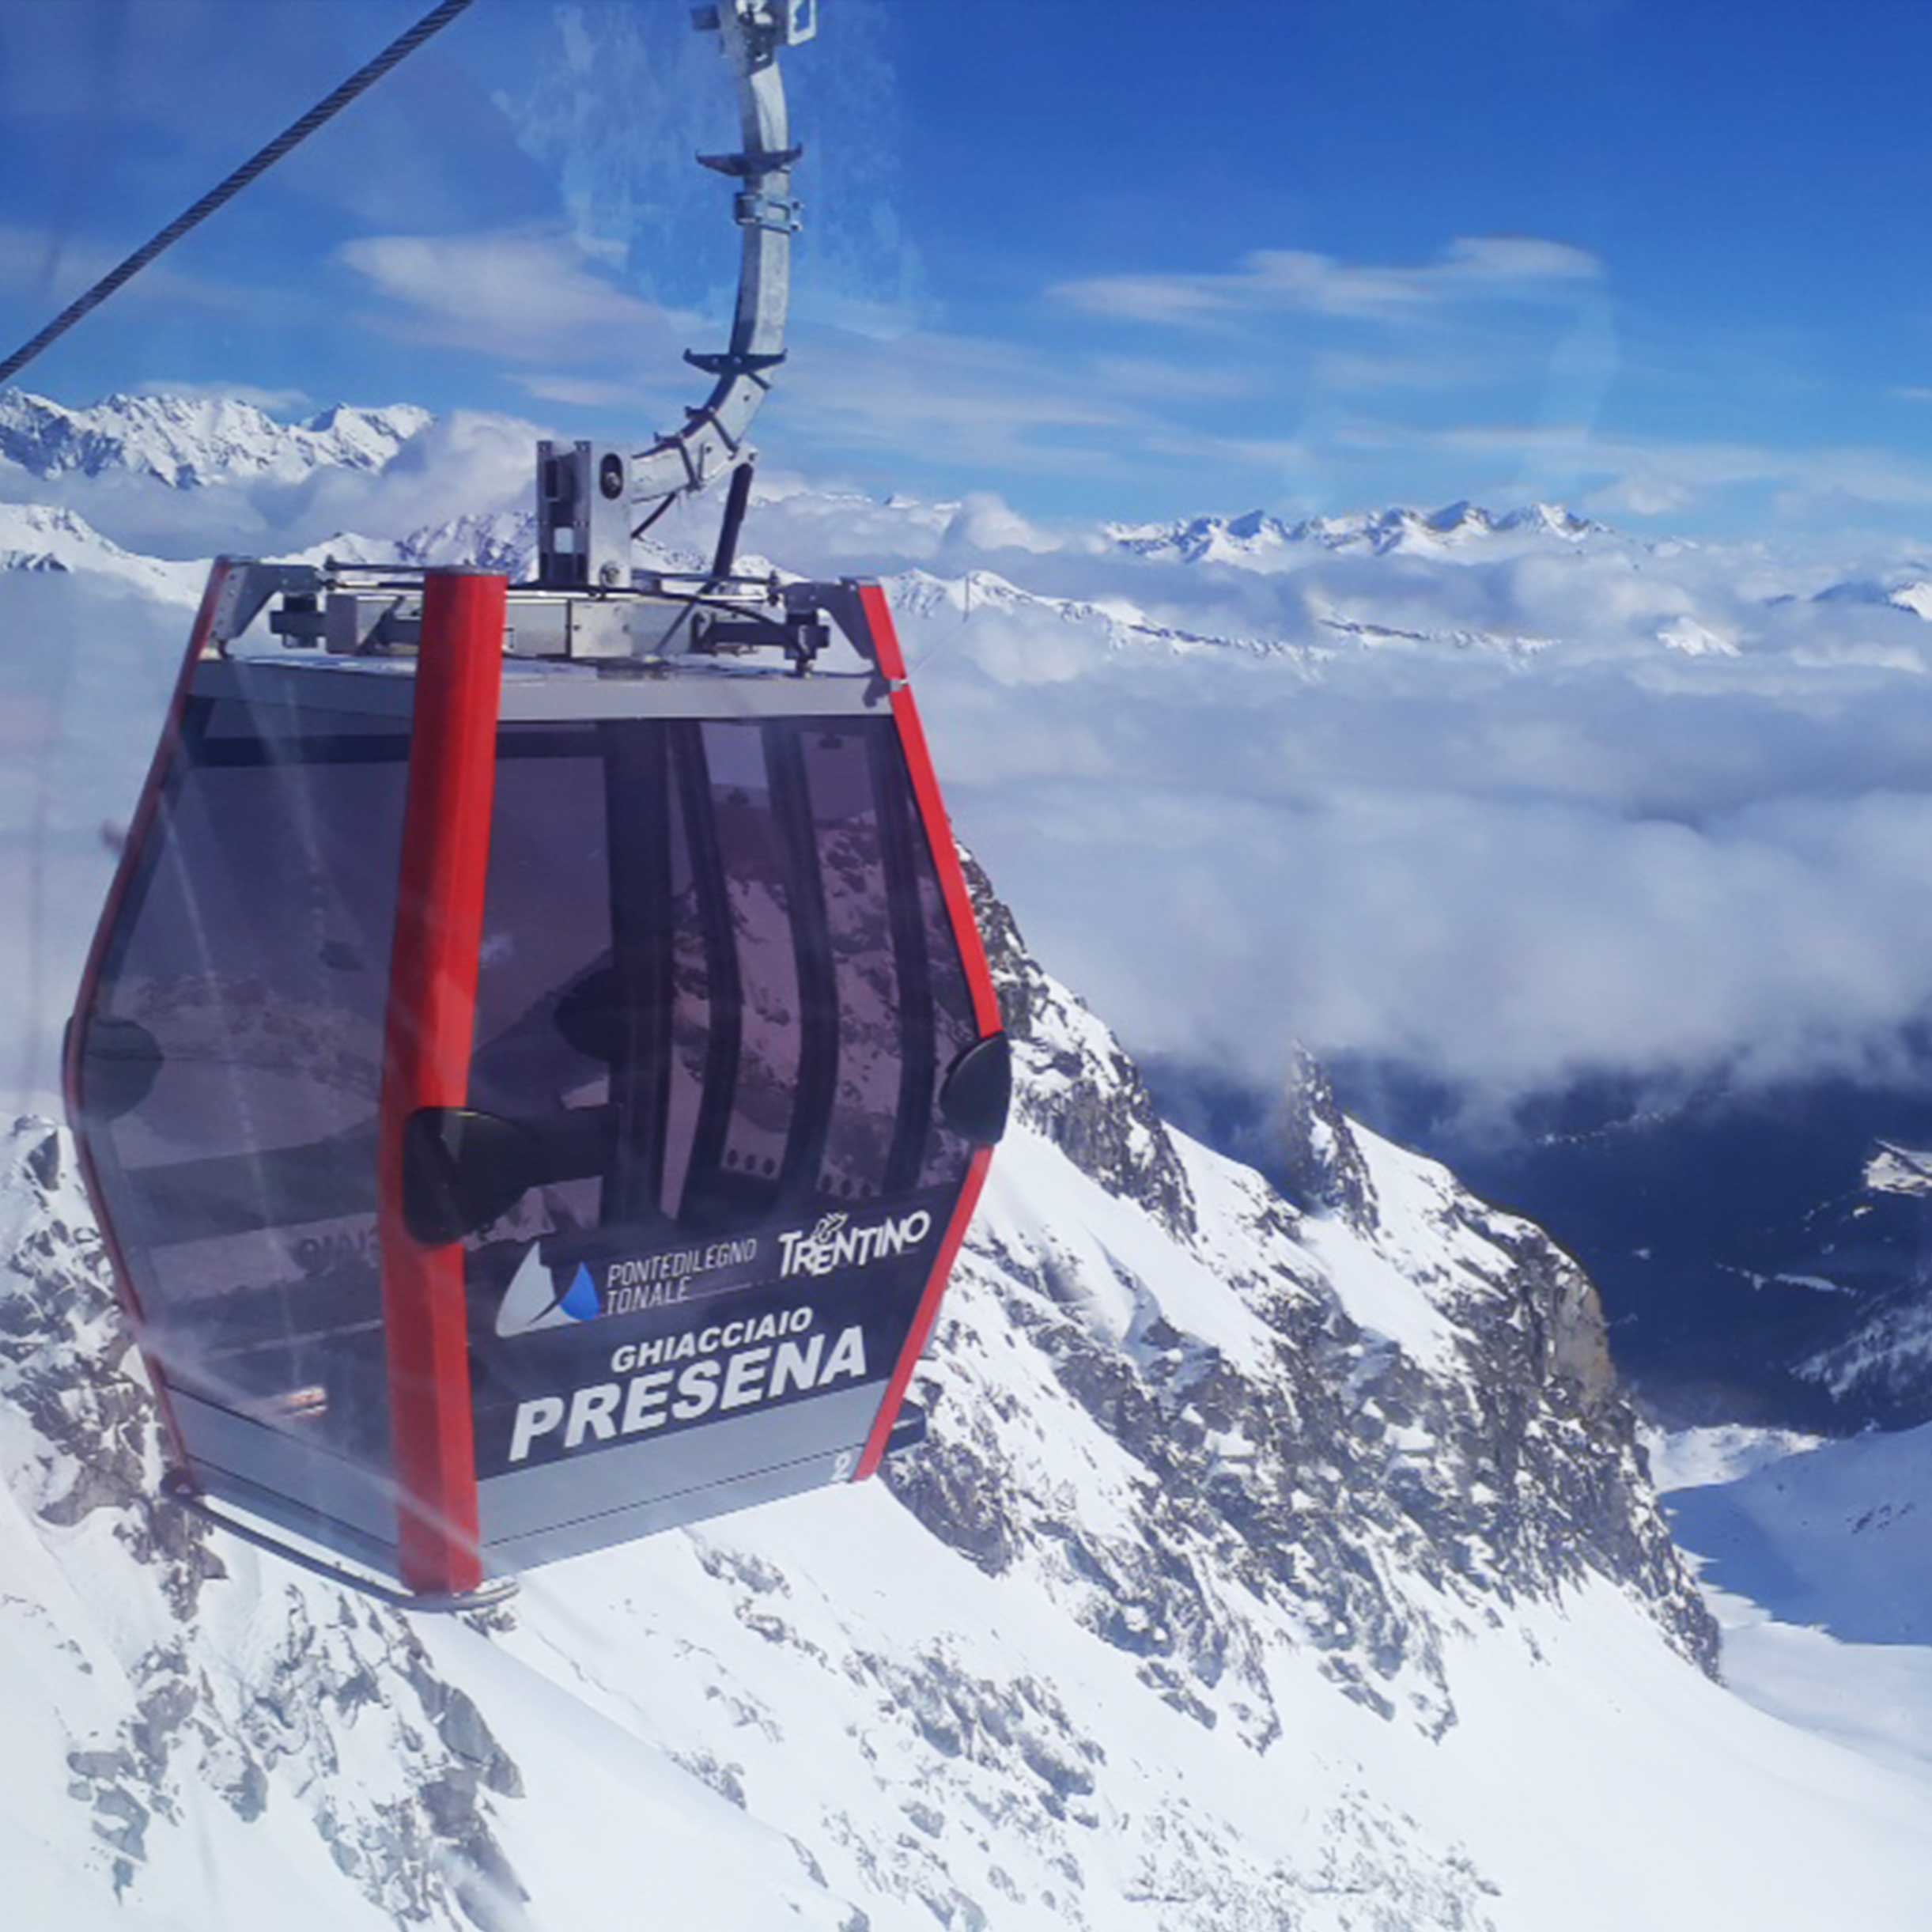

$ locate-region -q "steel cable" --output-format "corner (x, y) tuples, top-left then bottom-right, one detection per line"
(0, 0), (474, 389)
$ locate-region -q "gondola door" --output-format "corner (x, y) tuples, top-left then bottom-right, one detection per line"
(459, 690), (1005, 1572)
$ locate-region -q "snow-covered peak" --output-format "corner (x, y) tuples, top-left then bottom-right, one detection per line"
(1865, 1141), (1932, 1197)
(1658, 613), (1742, 656)
(882, 562), (1294, 661)
(1106, 509), (1299, 566)
(1495, 500), (1600, 538)
(1809, 571), (1932, 622)
(1107, 499), (1606, 569)
(0, 388), (431, 489)
(0, 500), (206, 603)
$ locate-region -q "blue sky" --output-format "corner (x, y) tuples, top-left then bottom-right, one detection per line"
(6, 0), (1932, 533)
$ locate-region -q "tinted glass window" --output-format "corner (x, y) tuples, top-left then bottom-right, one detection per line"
(78, 697), (406, 1461)
(471, 713), (976, 1253)
(77, 697), (983, 1466)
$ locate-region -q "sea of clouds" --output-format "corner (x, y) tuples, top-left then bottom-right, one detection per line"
(11, 417), (1932, 1134)
(750, 485), (1932, 1121)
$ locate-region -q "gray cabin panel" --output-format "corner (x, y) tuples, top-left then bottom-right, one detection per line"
(476, 1380), (881, 1554)
(482, 1454), (854, 1573)
(173, 1388), (400, 1554)
(194, 656), (885, 724)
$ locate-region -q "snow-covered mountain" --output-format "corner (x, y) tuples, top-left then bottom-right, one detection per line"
(1399, 1076), (1932, 1435)
(1658, 1421), (1932, 1784)
(1106, 500), (1603, 569)
(4, 385), (1932, 1927)
(0, 389), (431, 490)
(1809, 572), (1932, 622)
(15, 400), (1932, 1446)
(0, 501), (206, 603)
(6, 868), (1931, 1930)
(881, 565), (1304, 663)
(1788, 1139), (1932, 1422)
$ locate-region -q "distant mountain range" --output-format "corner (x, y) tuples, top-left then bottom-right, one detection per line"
(1106, 499), (1605, 565)
(0, 388), (429, 488)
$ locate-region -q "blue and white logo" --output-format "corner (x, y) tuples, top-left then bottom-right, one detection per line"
(495, 1244), (601, 1337)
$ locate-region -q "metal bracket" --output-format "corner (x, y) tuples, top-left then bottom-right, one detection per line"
(732, 188), (802, 233)
(536, 440), (633, 591)
(206, 561), (324, 656)
(683, 347), (786, 380)
(698, 143), (803, 176)
(212, 558), (883, 675)
(691, 605), (829, 674)
(694, 0), (817, 47)
(622, 0), (809, 520)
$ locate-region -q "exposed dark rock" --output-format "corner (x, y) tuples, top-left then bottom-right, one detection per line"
(910, 877), (1718, 1697)
(1280, 1042), (1378, 1230)
(962, 853), (1198, 1238)
(0, 845), (1719, 1926)
(1, 1121), (532, 1927)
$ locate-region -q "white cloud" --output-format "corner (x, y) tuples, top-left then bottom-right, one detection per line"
(1087, 355), (1260, 402)
(514, 372), (652, 408)
(859, 523), (1932, 1110)
(336, 229), (698, 364)
(18, 399), (1932, 1121)
(0, 221), (261, 316)
(777, 325), (1146, 482)
(0, 403), (544, 562)
(1051, 235), (1603, 327)
(940, 493), (1061, 556)
(1337, 419), (1932, 520)
(134, 379), (313, 414)
(271, 406), (544, 542)
(1310, 349), (1481, 394)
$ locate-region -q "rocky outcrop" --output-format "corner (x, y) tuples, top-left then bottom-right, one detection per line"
(894, 875), (1717, 1741)
(964, 850), (1198, 1238)
(0, 874), (1715, 1928)
(0, 1122), (525, 1928)
(1280, 1042), (1378, 1231)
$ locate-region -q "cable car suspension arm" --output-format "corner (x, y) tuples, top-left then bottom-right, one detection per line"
(535, 0), (816, 592)
(634, 1), (812, 510)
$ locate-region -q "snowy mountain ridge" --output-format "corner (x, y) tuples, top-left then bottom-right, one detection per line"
(1865, 1141), (1932, 1197)
(18, 867), (1911, 1931)
(1105, 500), (1604, 568)
(13, 384), (1932, 651)
(0, 388), (431, 489)
(0, 498), (1606, 671)
(0, 501), (208, 603)
(1808, 571), (1932, 622)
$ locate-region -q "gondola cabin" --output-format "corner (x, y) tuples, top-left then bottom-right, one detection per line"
(64, 558), (1008, 1605)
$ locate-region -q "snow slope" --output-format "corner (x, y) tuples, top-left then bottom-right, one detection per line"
(1658, 1423), (1932, 1791)
(0, 501), (206, 604)
(2, 878), (1930, 1930)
